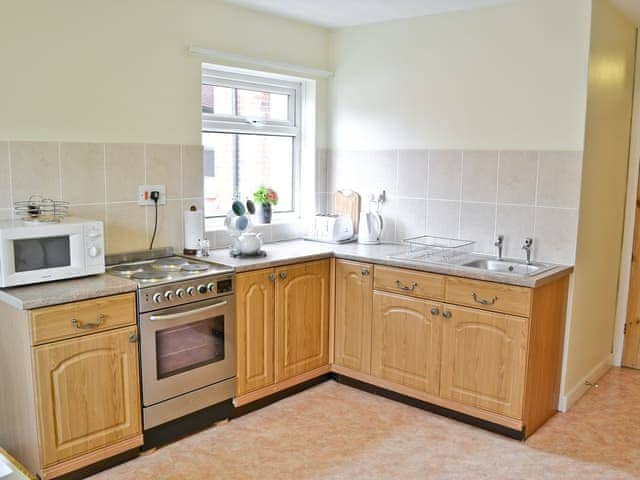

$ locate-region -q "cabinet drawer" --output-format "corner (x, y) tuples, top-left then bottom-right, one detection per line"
(30, 293), (136, 345)
(445, 277), (531, 317)
(374, 265), (445, 300)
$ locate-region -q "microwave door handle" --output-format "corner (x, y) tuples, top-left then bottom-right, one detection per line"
(149, 300), (228, 322)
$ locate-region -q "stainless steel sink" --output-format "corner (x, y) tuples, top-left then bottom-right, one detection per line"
(461, 258), (554, 276)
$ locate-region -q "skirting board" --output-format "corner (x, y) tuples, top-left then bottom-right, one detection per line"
(558, 353), (613, 412)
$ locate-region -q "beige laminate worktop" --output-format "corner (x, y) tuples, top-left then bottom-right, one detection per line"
(0, 240), (573, 311)
(0, 274), (137, 310)
(199, 240), (573, 288)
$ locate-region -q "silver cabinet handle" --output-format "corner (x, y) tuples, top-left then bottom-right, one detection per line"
(129, 333), (139, 343)
(472, 293), (498, 305)
(149, 301), (228, 321)
(279, 272), (287, 280)
(361, 268), (370, 276)
(268, 273), (276, 282)
(442, 310), (452, 319)
(430, 307), (440, 315)
(396, 280), (417, 291)
(71, 313), (105, 330)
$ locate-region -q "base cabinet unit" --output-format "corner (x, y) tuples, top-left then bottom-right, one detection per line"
(371, 291), (442, 395)
(438, 305), (528, 419)
(236, 269), (275, 396)
(335, 264), (570, 437)
(276, 260), (331, 382)
(0, 293), (142, 480)
(235, 259), (331, 404)
(334, 260), (373, 373)
(33, 326), (142, 467)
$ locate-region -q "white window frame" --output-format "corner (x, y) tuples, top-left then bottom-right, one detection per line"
(201, 66), (303, 220)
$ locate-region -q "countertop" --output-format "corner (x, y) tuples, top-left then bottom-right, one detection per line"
(0, 274), (137, 310)
(199, 240), (573, 288)
(0, 240), (573, 311)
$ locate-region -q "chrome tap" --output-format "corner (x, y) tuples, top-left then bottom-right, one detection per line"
(494, 235), (504, 261)
(522, 237), (533, 265)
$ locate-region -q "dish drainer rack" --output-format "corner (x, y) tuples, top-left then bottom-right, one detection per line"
(14, 195), (69, 223)
(393, 235), (475, 264)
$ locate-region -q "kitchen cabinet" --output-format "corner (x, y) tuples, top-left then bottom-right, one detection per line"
(33, 326), (142, 467)
(0, 293), (142, 480)
(235, 259), (331, 404)
(371, 291), (442, 395)
(236, 269), (275, 396)
(333, 265), (570, 437)
(334, 260), (373, 373)
(439, 305), (527, 419)
(275, 260), (330, 381)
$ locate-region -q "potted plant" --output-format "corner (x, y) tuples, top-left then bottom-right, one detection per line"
(253, 186), (278, 224)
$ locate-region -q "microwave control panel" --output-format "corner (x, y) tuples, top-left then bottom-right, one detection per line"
(83, 221), (105, 272)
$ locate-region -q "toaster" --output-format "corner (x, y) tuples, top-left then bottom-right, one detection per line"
(311, 214), (354, 242)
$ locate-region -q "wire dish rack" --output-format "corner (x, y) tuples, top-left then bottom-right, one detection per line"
(14, 195), (69, 223)
(392, 235), (475, 264)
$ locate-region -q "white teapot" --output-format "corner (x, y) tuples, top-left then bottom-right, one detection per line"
(237, 232), (264, 256)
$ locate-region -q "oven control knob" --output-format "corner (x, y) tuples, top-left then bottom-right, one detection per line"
(176, 288), (185, 298)
(186, 286), (196, 296)
(207, 282), (215, 293)
(152, 293), (162, 304)
(164, 291), (174, 301)
(197, 284), (207, 294)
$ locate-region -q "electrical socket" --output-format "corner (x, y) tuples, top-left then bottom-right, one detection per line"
(138, 185), (166, 206)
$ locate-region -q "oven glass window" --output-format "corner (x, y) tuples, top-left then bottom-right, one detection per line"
(13, 236), (71, 272)
(156, 314), (225, 379)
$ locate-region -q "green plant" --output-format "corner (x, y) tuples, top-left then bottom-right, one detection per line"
(253, 186), (279, 206)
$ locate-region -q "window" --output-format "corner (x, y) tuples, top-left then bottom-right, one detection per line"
(201, 67), (301, 218)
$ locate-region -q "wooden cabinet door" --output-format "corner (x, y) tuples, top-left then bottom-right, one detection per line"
(371, 291), (442, 395)
(33, 326), (142, 467)
(439, 305), (528, 419)
(334, 260), (373, 373)
(275, 260), (330, 382)
(236, 269), (276, 396)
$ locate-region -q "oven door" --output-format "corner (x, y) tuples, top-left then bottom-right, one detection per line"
(139, 295), (236, 407)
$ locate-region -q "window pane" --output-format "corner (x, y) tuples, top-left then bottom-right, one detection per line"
(203, 132), (235, 217)
(236, 89), (289, 121)
(237, 135), (293, 212)
(202, 85), (234, 115)
(202, 132), (294, 217)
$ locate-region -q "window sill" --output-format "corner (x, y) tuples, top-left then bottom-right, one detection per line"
(205, 215), (304, 249)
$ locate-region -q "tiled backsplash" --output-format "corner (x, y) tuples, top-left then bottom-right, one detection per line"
(0, 141), (205, 254)
(318, 149), (582, 265)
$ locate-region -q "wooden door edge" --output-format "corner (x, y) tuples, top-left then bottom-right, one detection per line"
(40, 434), (143, 480)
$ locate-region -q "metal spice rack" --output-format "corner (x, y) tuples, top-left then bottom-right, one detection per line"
(14, 195), (69, 223)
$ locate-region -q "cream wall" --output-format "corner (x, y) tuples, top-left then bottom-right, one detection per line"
(325, 0), (592, 267)
(329, 0), (592, 151)
(564, 0), (636, 400)
(0, 0), (330, 146)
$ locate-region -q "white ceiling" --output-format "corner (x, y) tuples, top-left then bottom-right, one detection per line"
(610, 0), (640, 25)
(223, 0), (515, 28)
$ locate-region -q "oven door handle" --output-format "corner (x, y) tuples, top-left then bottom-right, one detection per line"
(149, 300), (229, 322)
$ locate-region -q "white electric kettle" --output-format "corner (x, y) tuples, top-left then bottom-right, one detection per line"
(358, 211), (383, 244)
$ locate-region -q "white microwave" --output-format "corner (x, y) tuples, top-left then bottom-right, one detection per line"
(0, 217), (105, 288)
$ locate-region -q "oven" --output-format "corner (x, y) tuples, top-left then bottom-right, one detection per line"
(139, 294), (236, 429)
